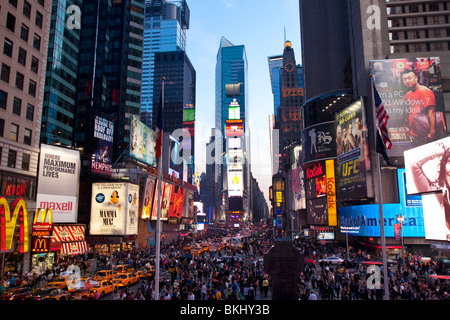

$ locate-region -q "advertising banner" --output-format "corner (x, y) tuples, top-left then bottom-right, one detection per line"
(404, 136), (450, 195)
(169, 185), (185, 219)
(228, 150), (243, 171)
(335, 99), (372, 201)
(90, 183), (139, 235)
(130, 115), (157, 167)
(338, 169), (425, 237)
(292, 166), (306, 210)
(302, 121), (336, 165)
(225, 119), (244, 137)
(36, 144), (80, 223)
(151, 181), (172, 221)
(91, 115), (114, 176)
(325, 160), (337, 226)
(421, 193), (450, 241)
(370, 57), (447, 156)
(228, 171), (243, 197)
(142, 176), (156, 219)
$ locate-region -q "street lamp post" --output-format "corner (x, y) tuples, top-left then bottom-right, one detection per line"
(397, 214), (405, 268)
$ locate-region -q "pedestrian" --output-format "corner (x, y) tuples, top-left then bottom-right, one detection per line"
(308, 290), (317, 300)
(262, 277), (269, 298)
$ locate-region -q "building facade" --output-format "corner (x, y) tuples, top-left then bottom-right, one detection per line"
(141, 0), (190, 128)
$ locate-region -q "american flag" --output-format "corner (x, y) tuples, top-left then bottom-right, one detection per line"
(373, 83), (392, 149)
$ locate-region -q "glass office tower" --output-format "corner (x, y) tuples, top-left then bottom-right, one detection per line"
(215, 37), (249, 221)
(40, 0), (82, 146)
(141, 0), (189, 127)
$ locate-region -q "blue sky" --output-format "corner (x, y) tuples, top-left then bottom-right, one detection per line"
(185, 0), (302, 203)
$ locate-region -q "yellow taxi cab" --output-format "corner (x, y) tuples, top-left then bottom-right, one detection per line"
(42, 291), (74, 300)
(95, 270), (114, 281)
(183, 245), (192, 251)
(67, 277), (92, 294)
(89, 280), (116, 297)
(113, 273), (138, 288)
(47, 276), (70, 290)
(136, 266), (155, 280)
(113, 264), (135, 274)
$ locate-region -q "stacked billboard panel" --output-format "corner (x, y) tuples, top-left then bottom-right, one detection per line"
(130, 115), (157, 167)
(370, 57), (447, 156)
(36, 144), (81, 223)
(404, 137), (450, 241)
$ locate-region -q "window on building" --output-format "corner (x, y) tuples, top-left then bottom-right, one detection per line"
(0, 118), (4, 137)
(3, 38), (13, 57)
(1, 64), (11, 83)
(10, 123), (19, 141)
(26, 103), (34, 120)
(28, 79), (36, 97)
(9, 0), (18, 8)
(6, 13), (16, 32)
(30, 56), (38, 73)
(15, 72), (24, 90)
(21, 153), (30, 171)
(20, 24), (29, 42)
(7, 149), (17, 168)
(33, 34), (41, 50)
(12, 97), (21, 115)
(35, 11), (43, 28)
(23, 128), (31, 145)
(0, 90), (7, 110)
(18, 47), (27, 66)
(23, 1), (31, 19)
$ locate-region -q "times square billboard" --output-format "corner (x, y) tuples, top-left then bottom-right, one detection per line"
(338, 169), (425, 238)
(369, 57), (447, 157)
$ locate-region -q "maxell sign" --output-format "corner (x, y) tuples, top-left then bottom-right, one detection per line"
(36, 144), (80, 223)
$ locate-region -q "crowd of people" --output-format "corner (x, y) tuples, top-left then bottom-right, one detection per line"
(1, 232), (449, 301)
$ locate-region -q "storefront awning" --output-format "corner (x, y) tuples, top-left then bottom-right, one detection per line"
(60, 241), (88, 255)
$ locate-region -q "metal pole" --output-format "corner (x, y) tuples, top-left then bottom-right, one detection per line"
(154, 77), (165, 300)
(371, 76), (390, 300)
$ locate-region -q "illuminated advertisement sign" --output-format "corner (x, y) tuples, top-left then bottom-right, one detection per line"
(142, 176), (156, 220)
(151, 181), (172, 221)
(228, 150), (243, 171)
(31, 208), (53, 253)
(169, 185), (185, 219)
(225, 119), (244, 137)
(90, 183), (139, 235)
(0, 197), (29, 253)
(227, 137), (241, 149)
(130, 115), (157, 167)
(302, 121), (336, 165)
(339, 169), (425, 237)
(370, 57), (447, 156)
(36, 144), (80, 223)
(229, 106), (240, 120)
(335, 99), (372, 201)
(228, 171), (243, 197)
(305, 160), (336, 226)
(91, 115), (114, 176)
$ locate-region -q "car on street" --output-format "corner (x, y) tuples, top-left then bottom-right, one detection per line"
(24, 287), (65, 300)
(113, 273), (138, 288)
(136, 266), (155, 280)
(47, 276), (70, 289)
(95, 270), (114, 282)
(89, 280), (116, 297)
(113, 264), (135, 274)
(0, 286), (32, 300)
(319, 256), (345, 265)
(42, 291), (74, 300)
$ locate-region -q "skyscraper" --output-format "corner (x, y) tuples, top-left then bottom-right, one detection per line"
(141, 0), (190, 128)
(40, 0), (81, 147)
(215, 37), (249, 222)
(0, 0), (51, 200)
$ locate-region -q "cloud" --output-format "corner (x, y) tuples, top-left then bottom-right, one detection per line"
(221, 0), (235, 9)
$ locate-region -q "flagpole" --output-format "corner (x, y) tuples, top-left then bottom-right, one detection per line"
(154, 76), (165, 300)
(370, 75), (390, 300)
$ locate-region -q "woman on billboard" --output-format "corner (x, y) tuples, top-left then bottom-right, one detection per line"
(410, 142), (450, 233)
